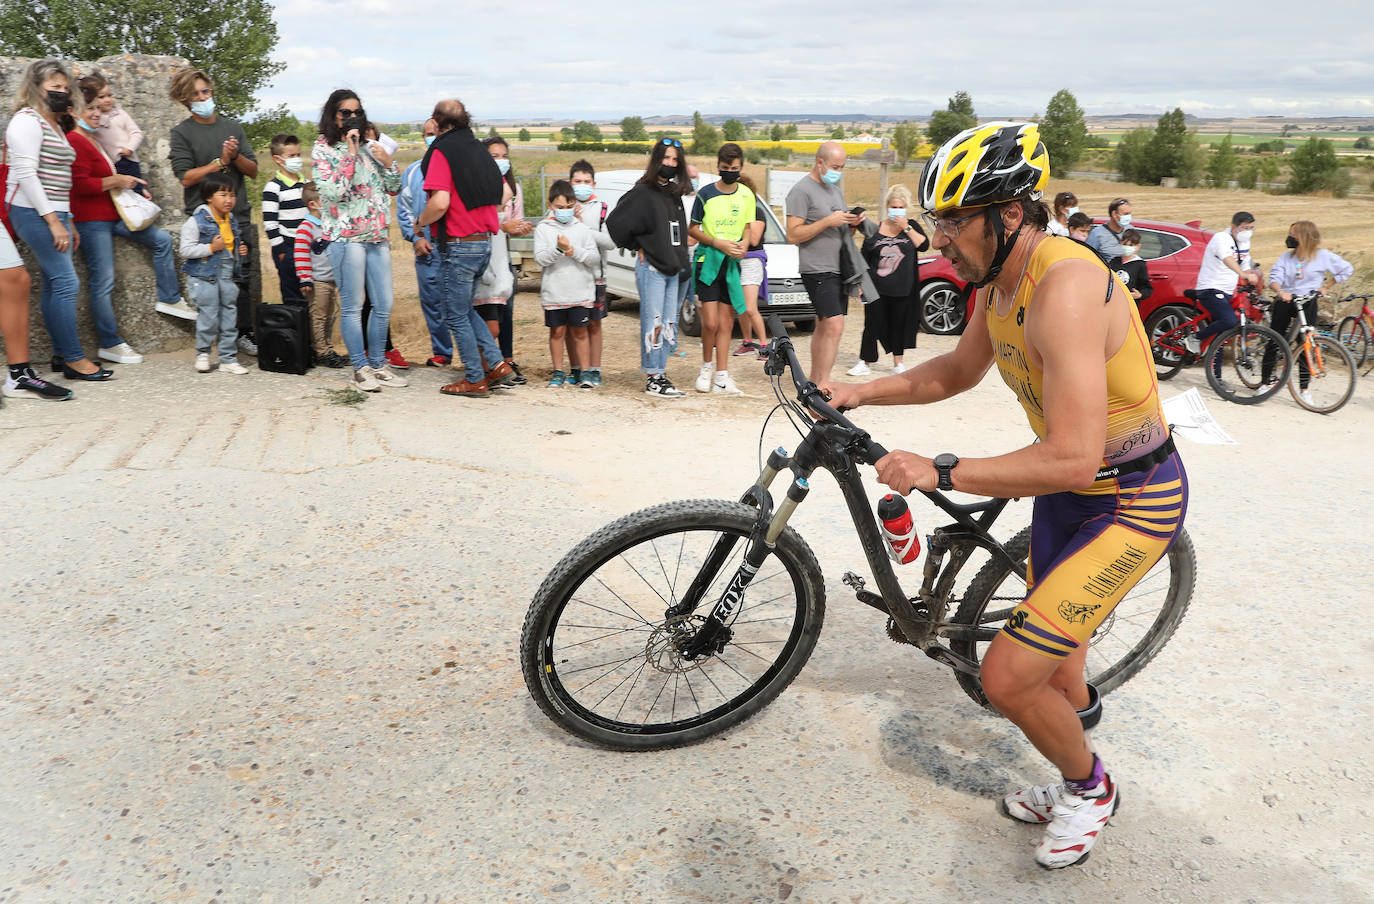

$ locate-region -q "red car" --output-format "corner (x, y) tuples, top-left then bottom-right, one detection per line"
(914, 218), (1215, 334)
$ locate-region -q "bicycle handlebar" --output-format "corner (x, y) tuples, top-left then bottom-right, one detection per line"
(764, 315), (891, 466)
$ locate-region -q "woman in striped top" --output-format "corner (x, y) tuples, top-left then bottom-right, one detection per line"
(4, 59), (111, 380)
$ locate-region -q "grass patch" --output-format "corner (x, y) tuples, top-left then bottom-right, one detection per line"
(323, 386), (368, 406)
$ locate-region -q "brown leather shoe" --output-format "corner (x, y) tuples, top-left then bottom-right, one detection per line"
(440, 379), (490, 397)
(484, 361), (515, 387)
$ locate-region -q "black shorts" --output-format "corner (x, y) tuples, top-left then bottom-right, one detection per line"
(801, 272), (848, 319)
(695, 260), (732, 305)
(590, 282), (607, 321)
(544, 306), (591, 328)
(474, 303), (504, 322)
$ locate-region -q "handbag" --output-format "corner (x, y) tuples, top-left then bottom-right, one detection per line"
(110, 187), (160, 231)
(477, 232), (514, 301)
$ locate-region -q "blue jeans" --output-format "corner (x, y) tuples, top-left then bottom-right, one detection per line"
(187, 255), (239, 362)
(439, 240), (503, 382)
(75, 219), (180, 348)
(636, 259), (682, 375)
(1194, 289), (1238, 343)
(10, 205), (85, 362)
(415, 250), (450, 358)
(327, 240), (393, 369)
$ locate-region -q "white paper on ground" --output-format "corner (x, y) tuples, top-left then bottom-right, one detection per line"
(1162, 388), (1236, 445)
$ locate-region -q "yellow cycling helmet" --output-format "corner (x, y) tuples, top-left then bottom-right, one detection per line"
(919, 121), (1049, 214)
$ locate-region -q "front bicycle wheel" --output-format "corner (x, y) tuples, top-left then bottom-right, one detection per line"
(949, 526), (1196, 709)
(519, 499), (825, 750)
(1334, 316), (1369, 366)
(1204, 324), (1291, 404)
(1289, 333), (1357, 414)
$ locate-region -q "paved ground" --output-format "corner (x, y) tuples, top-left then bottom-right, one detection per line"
(1, 337), (1370, 904)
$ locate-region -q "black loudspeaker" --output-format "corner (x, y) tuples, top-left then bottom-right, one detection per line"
(256, 303), (311, 374)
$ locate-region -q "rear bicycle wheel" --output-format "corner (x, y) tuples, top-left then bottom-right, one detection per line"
(1143, 305), (1193, 381)
(1204, 324), (1291, 404)
(1289, 333), (1356, 414)
(949, 526), (1196, 709)
(1334, 316), (1369, 367)
(519, 499), (825, 750)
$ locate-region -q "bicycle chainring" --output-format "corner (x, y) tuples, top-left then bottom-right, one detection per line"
(886, 617), (916, 645)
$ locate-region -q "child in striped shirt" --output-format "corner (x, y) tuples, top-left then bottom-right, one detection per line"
(293, 182), (346, 367)
(262, 133), (307, 304)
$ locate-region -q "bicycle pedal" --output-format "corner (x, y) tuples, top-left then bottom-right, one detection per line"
(841, 571), (866, 591)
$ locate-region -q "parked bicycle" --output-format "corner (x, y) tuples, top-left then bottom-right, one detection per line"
(1269, 290), (1357, 414)
(1333, 293), (1373, 371)
(1143, 284), (1291, 405)
(520, 318), (1196, 750)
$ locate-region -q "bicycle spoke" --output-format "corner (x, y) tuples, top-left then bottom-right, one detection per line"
(573, 592), (655, 628)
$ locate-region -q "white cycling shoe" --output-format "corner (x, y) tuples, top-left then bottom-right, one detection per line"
(1032, 773), (1119, 869)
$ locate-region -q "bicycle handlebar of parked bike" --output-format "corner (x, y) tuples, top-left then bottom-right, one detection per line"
(764, 314), (891, 466)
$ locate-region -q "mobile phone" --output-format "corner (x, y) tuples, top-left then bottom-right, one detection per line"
(849, 206), (865, 216)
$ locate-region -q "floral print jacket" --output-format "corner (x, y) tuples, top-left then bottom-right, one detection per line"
(311, 136), (401, 243)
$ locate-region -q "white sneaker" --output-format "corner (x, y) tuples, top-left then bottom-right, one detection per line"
(846, 360), (872, 376)
(352, 366), (381, 392)
(1184, 334), (1200, 355)
(156, 299), (198, 321)
(195, 353), (211, 373)
(1298, 389), (1316, 407)
(99, 342), (144, 364)
(1034, 774), (1118, 869)
(893, 362), (907, 374)
(1000, 781), (1068, 824)
(712, 372), (743, 395)
(220, 360), (249, 375)
(695, 362), (714, 393)
(373, 363), (409, 387)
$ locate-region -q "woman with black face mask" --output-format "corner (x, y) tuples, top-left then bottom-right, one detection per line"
(4, 58), (109, 383)
(605, 138), (693, 397)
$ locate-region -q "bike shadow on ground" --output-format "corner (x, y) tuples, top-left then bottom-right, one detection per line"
(876, 702), (1042, 797)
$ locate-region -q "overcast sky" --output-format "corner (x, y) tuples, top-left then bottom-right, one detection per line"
(265, 0), (1373, 123)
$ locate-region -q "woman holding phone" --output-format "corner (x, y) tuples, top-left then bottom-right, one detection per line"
(311, 89), (404, 392)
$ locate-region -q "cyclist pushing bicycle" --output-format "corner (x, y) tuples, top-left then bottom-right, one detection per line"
(819, 122), (1189, 870)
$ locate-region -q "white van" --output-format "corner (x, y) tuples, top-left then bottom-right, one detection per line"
(589, 170), (816, 336)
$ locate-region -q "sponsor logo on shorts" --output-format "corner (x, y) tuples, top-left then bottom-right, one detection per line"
(1058, 600), (1102, 624)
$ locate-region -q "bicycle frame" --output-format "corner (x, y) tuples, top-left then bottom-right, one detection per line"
(1285, 292), (1330, 377)
(671, 323), (1023, 678)
(1154, 285), (1267, 361)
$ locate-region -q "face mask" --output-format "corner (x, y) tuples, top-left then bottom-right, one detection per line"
(887, 208), (906, 221)
(659, 164), (678, 181)
(494, 158), (511, 175)
(281, 156), (303, 174)
(1117, 214), (1132, 227)
(1285, 235), (1299, 249)
(690, 178), (700, 191)
(190, 98), (215, 118)
(718, 170), (740, 185)
(1066, 206), (1080, 217)
(573, 184), (593, 202)
(553, 208), (575, 224)
(822, 169), (842, 185)
(1120, 245), (1140, 258)
(46, 90), (70, 113)
(77, 118), (96, 133)
(424, 135), (436, 147)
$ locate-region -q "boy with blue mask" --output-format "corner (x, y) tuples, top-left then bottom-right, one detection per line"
(569, 159), (616, 387)
(533, 180), (599, 387)
(263, 132), (308, 305)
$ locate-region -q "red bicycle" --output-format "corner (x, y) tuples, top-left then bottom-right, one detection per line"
(1143, 284), (1292, 405)
(1334, 294), (1373, 370)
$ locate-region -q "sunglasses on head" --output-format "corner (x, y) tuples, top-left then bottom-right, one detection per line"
(660, 138), (682, 148)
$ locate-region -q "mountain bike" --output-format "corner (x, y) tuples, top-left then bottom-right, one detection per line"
(520, 318), (1196, 750)
(1333, 294), (1373, 370)
(1272, 291), (1357, 414)
(1143, 285), (1291, 405)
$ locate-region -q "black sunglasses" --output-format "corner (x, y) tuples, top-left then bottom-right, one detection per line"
(339, 107), (365, 118)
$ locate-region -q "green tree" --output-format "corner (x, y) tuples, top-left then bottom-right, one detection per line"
(1286, 137), (1339, 194)
(783, 123), (799, 139)
(892, 121), (920, 168)
(1258, 157), (1280, 187)
(1037, 89), (1087, 177)
(619, 115), (648, 140)
(572, 120), (603, 142)
(1115, 126), (1154, 183)
(1144, 108), (1189, 183)
(0, 0), (283, 118)
(241, 104), (306, 152)
(691, 110), (721, 156)
(1207, 133), (1237, 188)
(518, 128), (531, 143)
(1353, 136), (1372, 150)
(1237, 160), (1260, 190)
(769, 123), (784, 141)
(721, 118), (746, 141)
(829, 125), (845, 140)
(926, 92), (978, 149)
(560, 126), (574, 142)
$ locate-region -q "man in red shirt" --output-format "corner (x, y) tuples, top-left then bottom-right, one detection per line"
(415, 99), (513, 396)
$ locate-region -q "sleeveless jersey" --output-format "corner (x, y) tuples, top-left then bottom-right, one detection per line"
(983, 235), (1168, 496)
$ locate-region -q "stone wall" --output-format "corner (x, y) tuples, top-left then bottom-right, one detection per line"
(2, 53), (196, 360)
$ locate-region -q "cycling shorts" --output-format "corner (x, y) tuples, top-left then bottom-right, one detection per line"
(1002, 452), (1188, 659)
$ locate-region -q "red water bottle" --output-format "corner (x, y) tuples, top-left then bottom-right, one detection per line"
(877, 493), (921, 565)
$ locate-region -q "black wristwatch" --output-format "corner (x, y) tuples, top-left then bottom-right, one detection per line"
(933, 453), (959, 491)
